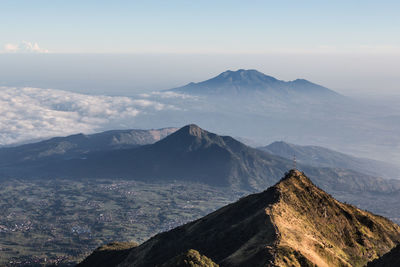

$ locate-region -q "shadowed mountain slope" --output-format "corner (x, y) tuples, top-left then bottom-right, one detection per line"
(1, 125), (399, 194)
(77, 242), (138, 267)
(367, 244), (400, 267)
(79, 170), (400, 267)
(160, 249), (219, 267)
(29, 124), (291, 190)
(260, 141), (400, 180)
(0, 127), (177, 164)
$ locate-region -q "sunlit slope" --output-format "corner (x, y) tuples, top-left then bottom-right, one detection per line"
(79, 170), (400, 267)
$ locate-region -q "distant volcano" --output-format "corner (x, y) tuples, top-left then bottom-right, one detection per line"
(170, 69), (342, 99)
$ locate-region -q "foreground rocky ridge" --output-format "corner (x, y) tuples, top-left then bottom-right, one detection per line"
(79, 170), (400, 267)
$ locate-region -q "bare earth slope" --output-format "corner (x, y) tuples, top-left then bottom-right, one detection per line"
(79, 170), (400, 267)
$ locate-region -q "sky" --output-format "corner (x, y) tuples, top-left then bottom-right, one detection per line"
(0, 0), (399, 95)
(0, 0), (399, 161)
(1, 0), (399, 54)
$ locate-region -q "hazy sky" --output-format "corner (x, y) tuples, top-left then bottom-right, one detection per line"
(0, 53), (399, 97)
(0, 1), (399, 95)
(1, 0), (399, 54)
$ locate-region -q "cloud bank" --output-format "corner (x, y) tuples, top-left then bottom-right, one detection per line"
(2, 41), (49, 53)
(0, 87), (175, 145)
(140, 91), (199, 99)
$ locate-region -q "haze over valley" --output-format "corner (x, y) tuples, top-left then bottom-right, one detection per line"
(1, 69), (400, 167)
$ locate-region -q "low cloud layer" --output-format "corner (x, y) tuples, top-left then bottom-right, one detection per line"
(140, 91), (198, 99)
(2, 41), (49, 53)
(0, 87), (175, 145)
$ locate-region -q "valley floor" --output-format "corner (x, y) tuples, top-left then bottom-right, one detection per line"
(0, 178), (245, 266)
(0, 178), (399, 266)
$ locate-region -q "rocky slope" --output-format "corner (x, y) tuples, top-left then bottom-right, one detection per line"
(78, 170), (400, 267)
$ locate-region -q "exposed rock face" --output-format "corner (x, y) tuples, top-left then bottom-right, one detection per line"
(78, 170), (400, 267)
(264, 170), (400, 267)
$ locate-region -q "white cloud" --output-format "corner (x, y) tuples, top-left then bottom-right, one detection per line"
(141, 91), (199, 99)
(2, 41), (49, 53)
(0, 87), (175, 145)
(4, 43), (19, 53)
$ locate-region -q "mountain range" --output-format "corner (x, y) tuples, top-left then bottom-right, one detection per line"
(78, 170), (400, 267)
(0, 127), (177, 164)
(260, 141), (400, 180)
(0, 124), (398, 195)
(1, 124), (398, 195)
(136, 69), (400, 171)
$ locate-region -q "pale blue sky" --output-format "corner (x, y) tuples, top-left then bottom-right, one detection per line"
(0, 1), (399, 95)
(1, 0), (399, 54)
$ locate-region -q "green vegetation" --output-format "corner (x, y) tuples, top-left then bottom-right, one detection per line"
(161, 249), (219, 267)
(77, 242), (138, 267)
(96, 241), (138, 251)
